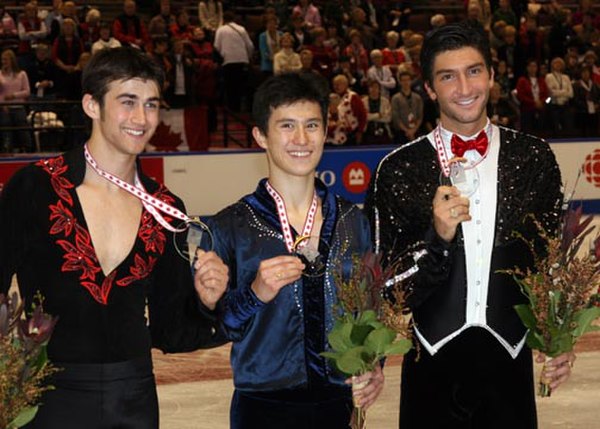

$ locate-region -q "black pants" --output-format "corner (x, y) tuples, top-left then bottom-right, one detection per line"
(231, 388), (353, 429)
(400, 327), (537, 429)
(222, 62), (249, 113)
(26, 356), (158, 429)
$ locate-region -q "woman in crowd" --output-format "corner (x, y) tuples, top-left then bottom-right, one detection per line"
(0, 48), (33, 152)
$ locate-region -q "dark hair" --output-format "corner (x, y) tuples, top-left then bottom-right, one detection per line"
(82, 47), (164, 108)
(252, 73), (329, 136)
(420, 20), (492, 86)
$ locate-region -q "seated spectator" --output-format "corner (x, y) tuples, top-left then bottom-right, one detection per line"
(493, 0), (517, 28)
(487, 82), (518, 128)
(288, 12), (310, 51)
(198, 0), (223, 35)
(391, 69), (423, 144)
(497, 25), (523, 80)
(573, 65), (600, 137)
(467, 0), (492, 31)
(322, 23), (342, 57)
(389, 1), (412, 33)
(366, 49), (395, 99)
(362, 80), (392, 145)
(0, 48), (33, 152)
(429, 14), (447, 34)
(382, 31), (405, 77)
(545, 56), (574, 135)
(170, 10), (194, 41)
(583, 50), (600, 85)
(44, 0), (63, 39)
(52, 18), (84, 99)
(79, 8), (101, 51)
(332, 73), (367, 145)
(148, 0), (175, 42)
(0, 6), (18, 51)
(343, 29), (368, 82)
(494, 59), (513, 99)
(563, 51), (580, 81)
(326, 92), (348, 146)
(516, 58), (548, 134)
(273, 32), (301, 75)
(49, 1), (79, 43)
(259, 15), (281, 76)
(17, 2), (48, 57)
(307, 26), (336, 79)
(348, 7), (375, 52)
(112, 0), (150, 50)
(292, 0), (321, 30)
(26, 42), (58, 99)
(519, 13), (544, 72)
(91, 21), (121, 54)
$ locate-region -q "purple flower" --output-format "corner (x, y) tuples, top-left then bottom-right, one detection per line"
(18, 306), (58, 345)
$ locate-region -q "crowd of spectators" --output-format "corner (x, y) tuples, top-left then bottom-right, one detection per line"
(0, 0), (599, 153)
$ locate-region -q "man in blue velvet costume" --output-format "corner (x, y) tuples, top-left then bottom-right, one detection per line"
(365, 21), (575, 429)
(204, 73), (384, 428)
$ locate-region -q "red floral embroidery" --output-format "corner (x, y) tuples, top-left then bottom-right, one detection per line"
(117, 254), (157, 287)
(82, 271), (117, 305)
(139, 214), (167, 254)
(40, 154), (170, 305)
(37, 157), (74, 206)
(49, 200), (75, 236)
(56, 224), (101, 281)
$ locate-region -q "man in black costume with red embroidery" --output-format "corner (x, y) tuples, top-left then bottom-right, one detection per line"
(365, 21), (574, 429)
(0, 47), (228, 428)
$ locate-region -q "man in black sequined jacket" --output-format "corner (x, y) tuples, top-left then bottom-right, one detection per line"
(365, 21), (574, 429)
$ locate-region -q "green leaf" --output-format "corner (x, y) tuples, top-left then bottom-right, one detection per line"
(9, 406), (39, 428)
(350, 324), (374, 346)
(327, 322), (353, 353)
(337, 347), (368, 376)
(364, 327), (396, 356)
(357, 310), (377, 325)
(572, 307), (600, 338)
(526, 331), (546, 351)
(320, 351), (342, 361)
(514, 304), (538, 331)
(385, 338), (412, 356)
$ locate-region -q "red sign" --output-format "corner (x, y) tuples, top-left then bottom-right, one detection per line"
(584, 149), (600, 188)
(342, 161), (371, 194)
(0, 160), (34, 194)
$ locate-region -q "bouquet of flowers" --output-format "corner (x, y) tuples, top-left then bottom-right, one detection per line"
(507, 204), (600, 397)
(321, 252), (412, 429)
(0, 292), (58, 428)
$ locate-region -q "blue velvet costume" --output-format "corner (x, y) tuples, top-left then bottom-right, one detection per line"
(205, 178), (371, 429)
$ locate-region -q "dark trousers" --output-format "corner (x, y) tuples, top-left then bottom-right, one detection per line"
(26, 357), (158, 429)
(222, 62), (249, 112)
(400, 327), (537, 429)
(231, 388), (353, 429)
(1, 106), (33, 152)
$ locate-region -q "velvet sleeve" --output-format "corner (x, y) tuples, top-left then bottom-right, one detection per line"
(201, 208), (266, 343)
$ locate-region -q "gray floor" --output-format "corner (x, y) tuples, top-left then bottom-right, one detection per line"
(158, 351), (600, 429)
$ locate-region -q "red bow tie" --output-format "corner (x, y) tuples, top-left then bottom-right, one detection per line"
(450, 131), (489, 157)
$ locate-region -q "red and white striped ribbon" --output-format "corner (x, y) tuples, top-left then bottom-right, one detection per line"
(265, 180), (318, 253)
(84, 144), (188, 233)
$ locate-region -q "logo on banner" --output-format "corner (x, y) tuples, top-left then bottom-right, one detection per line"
(342, 161), (371, 194)
(584, 149), (600, 188)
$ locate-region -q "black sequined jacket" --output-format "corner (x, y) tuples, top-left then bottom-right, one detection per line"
(364, 126), (562, 350)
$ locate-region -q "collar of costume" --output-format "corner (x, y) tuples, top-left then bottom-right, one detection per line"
(434, 119), (492, 177)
